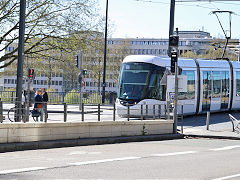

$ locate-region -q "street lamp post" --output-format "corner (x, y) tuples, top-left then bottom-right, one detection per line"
(102, 0), (108, 104)
(15, 0), (26, 122)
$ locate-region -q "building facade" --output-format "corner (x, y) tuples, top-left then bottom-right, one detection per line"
(1, 31), (215, 93)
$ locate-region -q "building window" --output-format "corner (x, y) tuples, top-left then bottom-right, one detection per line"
(59, 81), (62, 85)
(4, 79), (7, 84)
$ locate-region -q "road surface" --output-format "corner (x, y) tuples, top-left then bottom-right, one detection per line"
(0, 138), (240, 179)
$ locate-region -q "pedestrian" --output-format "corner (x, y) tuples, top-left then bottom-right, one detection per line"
(34, 89), (44, 122)
(42, 88), (48, 118)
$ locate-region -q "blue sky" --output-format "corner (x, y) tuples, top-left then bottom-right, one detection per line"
(97, 0), (240, 39)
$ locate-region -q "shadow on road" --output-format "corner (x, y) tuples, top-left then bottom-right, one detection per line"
(179, 111), (240, 128)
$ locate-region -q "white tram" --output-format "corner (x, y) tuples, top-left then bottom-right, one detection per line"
(116, 55), (240, 117)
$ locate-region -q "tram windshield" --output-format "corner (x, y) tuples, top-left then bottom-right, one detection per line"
(118, 62), (166, 101)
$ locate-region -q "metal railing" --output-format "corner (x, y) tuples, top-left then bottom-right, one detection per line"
(0, 91), (116, 105)
(0, 99), (185, 135)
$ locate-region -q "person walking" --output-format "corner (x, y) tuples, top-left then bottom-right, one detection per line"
(34, 89), (44, 122)
(42, 88), (48, 118)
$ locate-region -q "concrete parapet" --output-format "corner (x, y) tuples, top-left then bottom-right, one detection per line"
(0, 120), (173, 144)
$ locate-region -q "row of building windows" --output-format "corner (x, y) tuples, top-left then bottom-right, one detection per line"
(5, 46), (15, 52)
(107, 40), (209, 46)
(84, 82), (116, 88)
(4, 79), (19, 85)
(84, 74), (115, 79)
(133, 49), (167, 55)
(4, 78), (63, 86)
(33, 80), (63, 86)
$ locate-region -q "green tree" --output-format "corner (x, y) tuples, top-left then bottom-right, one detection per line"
(0, 0), (102, 69)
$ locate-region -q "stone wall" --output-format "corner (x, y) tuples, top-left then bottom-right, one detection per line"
(0, 120), (173, 143)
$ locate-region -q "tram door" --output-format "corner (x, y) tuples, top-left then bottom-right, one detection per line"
(202, 71), (211, 112)
(221, 71), (229, 110)
(211, 72), (221, 111)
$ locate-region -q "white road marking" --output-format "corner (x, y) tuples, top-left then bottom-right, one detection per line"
(209, 145), (240, 151)
(69, 151), (102, 155)
(212, 173), (240, 180)
(0, 167), (48, 175)
(68, 156), (141, 166)
(151, 151), (198, 157)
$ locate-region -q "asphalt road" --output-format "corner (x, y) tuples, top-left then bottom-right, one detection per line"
(0, 138), (240, 179)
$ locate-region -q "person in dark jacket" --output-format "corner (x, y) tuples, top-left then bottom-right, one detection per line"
(34, 89), (44, 121)
(41, 88), (48, 118)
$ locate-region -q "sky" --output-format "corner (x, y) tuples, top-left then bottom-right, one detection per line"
(97, 0), (240, 39)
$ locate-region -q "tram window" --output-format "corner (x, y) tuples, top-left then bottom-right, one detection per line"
(178, 70), (195, 100)
(221, 71), (229, 97)
(144, 68), (165, 100)
(236, 72), (240, 96)
(212, 71), (221, 98)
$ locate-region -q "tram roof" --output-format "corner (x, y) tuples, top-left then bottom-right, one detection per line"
(231, 61), (240, 69)
(197, 59), (230, 69)
(123, 55), (236, 69)
(122, 55), (166, 67)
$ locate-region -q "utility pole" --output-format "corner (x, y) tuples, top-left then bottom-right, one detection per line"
(168, 0), (175, 57)
(169, 31), (179, 134)
(174, 29), (179, 134)
(77, 53), (83, 111)
(15, 0), (26, 122)
(102, 0), (108, 104)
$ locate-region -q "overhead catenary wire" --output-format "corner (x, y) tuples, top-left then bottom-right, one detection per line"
(134, 0), (240, 16)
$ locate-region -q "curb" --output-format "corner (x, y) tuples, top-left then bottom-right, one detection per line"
(0, 134), (184, 153)
(184, 134), (240, 140)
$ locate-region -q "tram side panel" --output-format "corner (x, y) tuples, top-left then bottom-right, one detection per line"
(177, 68), (198, 115)
(231, 69), (240, 110)
(199, 68), (232, 113)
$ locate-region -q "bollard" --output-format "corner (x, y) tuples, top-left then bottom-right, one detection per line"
(127, 104), (130, 121)
(206, 111), (210, 130)
(22, 103), (26, 123)
(0, 100), (2, 123)
(113, 103), (116, 121)
(164, 104), (167, 119)
(82, 103), (84, 122)
(181, 105), (184, 134)
(158, 105), (161, 119)
(167, 101), (170, 120)
(153, 105), (155, 120)
(63, 103), (67, 122)
(146, 105), (148, 120)
(98, 104), (100, 121)
(45, 103), (48, 123)
(141, 104), (143, 120)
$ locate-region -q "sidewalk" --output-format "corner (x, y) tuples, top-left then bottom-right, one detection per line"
(180, 112), (240, 140)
